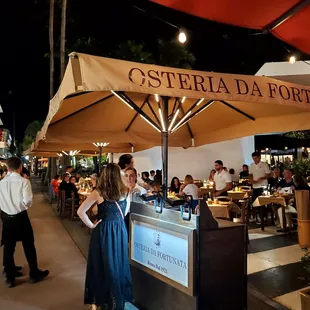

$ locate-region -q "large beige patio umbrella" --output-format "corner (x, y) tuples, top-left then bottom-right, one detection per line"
(39, 52), (310, 197)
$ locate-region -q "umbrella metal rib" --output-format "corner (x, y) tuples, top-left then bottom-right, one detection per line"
(263, 0), (310, 32)
(118, 92), (161, 132)
(146, 99), (161, 127)
(219, 100), (255, 121)
(125, 96), (149, 132)
(179, 105), (194, 139)
(50, 93), (114, 126)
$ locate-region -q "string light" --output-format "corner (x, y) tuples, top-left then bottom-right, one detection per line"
(178, 30), (187, 43)
(289, 56), (296, 64)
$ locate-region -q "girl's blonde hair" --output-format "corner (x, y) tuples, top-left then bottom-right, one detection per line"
(184, 174), (194, 184)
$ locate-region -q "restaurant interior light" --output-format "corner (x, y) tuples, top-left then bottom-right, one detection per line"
(111, 90), (134, 110)
(289, 56), (296, 64)
(168, 109), (180, 132)
(181, 96), (186, 103)
(68, 150), (80, 156)
(265, 148), (269, 151)
(57, 153), (63, 157)
(178, 30), (187, 43)
(158, 108), (166, 132)
(171, 110), (192, 133)
(155, 94), (159, 102)
(93, 142), (110, 148)
(140, 115), (161, 132)
(285, 146), (288, 150)
(62, 151), (68, 156)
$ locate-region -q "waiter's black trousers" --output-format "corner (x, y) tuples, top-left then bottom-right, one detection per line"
(3, 240), (38, 279)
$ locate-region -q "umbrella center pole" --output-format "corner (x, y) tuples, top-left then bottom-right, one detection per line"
(161, 96), (169, 200)
(98, 146), (102, 173)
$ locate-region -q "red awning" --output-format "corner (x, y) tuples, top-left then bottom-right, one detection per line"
(152, 0), (310, 54)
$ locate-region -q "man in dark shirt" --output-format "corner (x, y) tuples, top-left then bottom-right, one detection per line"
(59, 173), (71, 198)
(239, 164), (249, 179)
(277, 169), (294, 191)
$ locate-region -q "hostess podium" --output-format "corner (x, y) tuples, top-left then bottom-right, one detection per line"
(129, 200), (247, 310)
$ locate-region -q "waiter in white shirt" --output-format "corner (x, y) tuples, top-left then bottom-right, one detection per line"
(249, 152), (271, 227)
(249, 152), (271, 199)
(213, 160), (233, 197)
(0, 157), (49, 288)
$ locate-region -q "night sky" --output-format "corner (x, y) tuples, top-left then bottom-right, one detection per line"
(0, 0), (307, 141)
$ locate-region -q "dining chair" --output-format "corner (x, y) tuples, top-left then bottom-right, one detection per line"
(216, 196), (232, 202)
(238, 199), (250, 244)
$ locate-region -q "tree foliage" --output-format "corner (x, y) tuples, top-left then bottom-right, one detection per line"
(284, 131), (310, 139)
(22, 120), (44, 151)
(64, 37), (196, 69)
(156, 39), (196, 69)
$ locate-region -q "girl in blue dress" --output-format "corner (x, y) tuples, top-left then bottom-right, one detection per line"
(78, 163), (132, 310)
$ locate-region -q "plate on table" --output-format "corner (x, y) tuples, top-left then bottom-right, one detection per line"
(219, 201), (230, 205)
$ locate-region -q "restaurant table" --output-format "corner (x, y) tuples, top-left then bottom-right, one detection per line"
(206, 201), (241, 219)
(78, 191), (91, 197)
(228, 190), (253, 201)
(253, 195), (290, 231)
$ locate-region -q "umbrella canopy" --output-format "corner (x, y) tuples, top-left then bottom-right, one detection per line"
(39, 52), (310, 149)
(34, 140), (154, 154)
(151, 0), (310, 54)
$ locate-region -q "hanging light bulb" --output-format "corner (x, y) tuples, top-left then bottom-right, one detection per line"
(178, 30), (187, 44)
(289, 56), (296, 64)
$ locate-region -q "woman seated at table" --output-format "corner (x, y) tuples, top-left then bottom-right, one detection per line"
(170, 177), (181, 194)
(179, 175), (200, 210)
(51, 174), (60, 196)
(208, 169), (216, 182)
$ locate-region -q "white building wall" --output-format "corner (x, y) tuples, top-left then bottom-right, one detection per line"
(113, 136), (254, 181)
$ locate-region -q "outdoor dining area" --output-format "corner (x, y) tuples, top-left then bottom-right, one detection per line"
(25, 52), (310, 310)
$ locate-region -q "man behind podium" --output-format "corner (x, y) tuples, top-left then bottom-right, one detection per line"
(0, 157), (49, 288)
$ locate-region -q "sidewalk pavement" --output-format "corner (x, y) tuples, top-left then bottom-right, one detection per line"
(0, 178), (88, 310)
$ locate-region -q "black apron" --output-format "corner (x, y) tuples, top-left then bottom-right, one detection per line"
(1, 210), (34, 246)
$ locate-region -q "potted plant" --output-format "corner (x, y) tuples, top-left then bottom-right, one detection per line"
(300, 247), (310, 310)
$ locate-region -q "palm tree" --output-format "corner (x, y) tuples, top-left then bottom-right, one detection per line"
(48, 0), (58, 182)
(156, 39), (196, 69)
(49, 0), (54, 98)
(60, 0), (68, 79)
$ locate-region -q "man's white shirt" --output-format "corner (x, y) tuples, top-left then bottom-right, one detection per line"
(0, 172), (33, 215)
(249, 162), (270, 188)
(214, 169), (232, 191)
